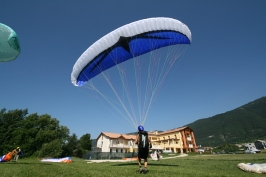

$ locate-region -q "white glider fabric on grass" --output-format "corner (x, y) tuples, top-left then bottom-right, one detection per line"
(71, 17), (191, 86)
(238, 163), (266, 174)
(41, 157), (72, 163)
(0, 23), (21, 62)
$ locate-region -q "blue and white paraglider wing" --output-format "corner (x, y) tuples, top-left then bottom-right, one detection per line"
(71, 17), (191, 87)
(0, 23), (21, 62)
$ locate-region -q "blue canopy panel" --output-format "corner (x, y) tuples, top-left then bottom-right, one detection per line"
(77, 30), (190, 86)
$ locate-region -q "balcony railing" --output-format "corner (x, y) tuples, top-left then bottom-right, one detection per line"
(151, 145), (163, 149)
(109, 144), (137, 148)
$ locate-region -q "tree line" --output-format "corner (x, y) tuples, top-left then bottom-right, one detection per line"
(0, 108), (91, 158)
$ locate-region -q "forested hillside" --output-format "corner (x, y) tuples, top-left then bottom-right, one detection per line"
(187, 96), (266, 146)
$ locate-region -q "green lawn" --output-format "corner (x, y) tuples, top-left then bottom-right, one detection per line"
(1, 153), (265, 177)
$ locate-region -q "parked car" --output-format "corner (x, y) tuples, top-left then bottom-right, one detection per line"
(198, 148), (205, 153)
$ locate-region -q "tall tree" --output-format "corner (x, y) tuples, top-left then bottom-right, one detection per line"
(0, 108), (28, 154)
(62, 133), (81, 157)
(38, 139), (63, 158)
(80, 133), (92, 151)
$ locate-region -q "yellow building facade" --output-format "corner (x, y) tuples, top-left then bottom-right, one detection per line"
(149, 126), (197, 153)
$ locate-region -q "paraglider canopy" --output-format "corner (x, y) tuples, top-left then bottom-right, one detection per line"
(71, 17), (191, 87)
(0, 23), (21, 62)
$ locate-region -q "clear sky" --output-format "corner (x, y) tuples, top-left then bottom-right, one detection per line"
(1, 0), (266, 139)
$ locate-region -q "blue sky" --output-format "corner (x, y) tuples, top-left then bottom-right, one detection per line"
(1, 0), (265, 139)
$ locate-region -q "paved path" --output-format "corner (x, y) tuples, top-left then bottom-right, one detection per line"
(86, 154), (188, 163)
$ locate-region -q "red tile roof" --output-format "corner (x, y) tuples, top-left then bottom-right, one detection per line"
(97, 132), (136, 140)
(152, 126), (193, 135)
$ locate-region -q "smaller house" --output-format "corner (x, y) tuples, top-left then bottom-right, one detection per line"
(96, 132), (137, 153)
(244, 143), (261, 154)
(254, 140), (266, 150)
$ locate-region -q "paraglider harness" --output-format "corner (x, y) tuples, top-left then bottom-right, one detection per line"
(18, 149), (23, 156)
(138, 131), (150, 149)
(15, 148), (23, 157)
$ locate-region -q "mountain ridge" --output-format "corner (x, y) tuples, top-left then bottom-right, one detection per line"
(186, 96), (266, 146)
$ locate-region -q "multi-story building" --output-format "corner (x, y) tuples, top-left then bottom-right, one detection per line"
(149, 126), (197, 153)
(95, 126), (197, 153)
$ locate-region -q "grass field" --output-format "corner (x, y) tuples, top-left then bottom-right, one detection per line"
(1, 152), (265, 177)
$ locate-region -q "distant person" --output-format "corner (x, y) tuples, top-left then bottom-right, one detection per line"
(14, 147), (22, 162)
(153, 149), (157, 158)
(156, 149), (161, 160)
(135, 125), (152, 174)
